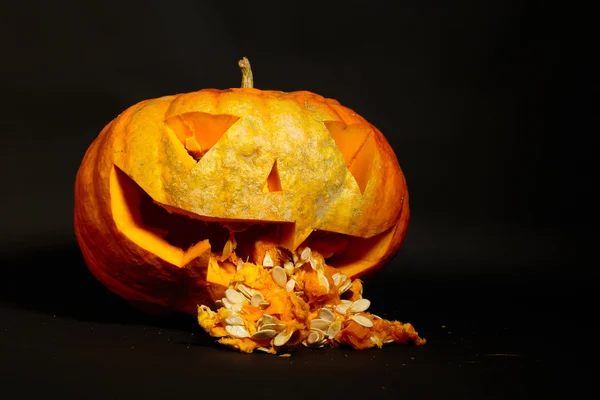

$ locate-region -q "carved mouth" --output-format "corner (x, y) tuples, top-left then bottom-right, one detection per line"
(110, 162), (402, 281)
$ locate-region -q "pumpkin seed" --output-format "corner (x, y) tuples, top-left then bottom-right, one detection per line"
(263, 252), (274, 267)
(300, 247), (311, 261)
(222, 240), (233, 259)
(326, 318), (342, 339)
(251, 292), (265, 307)
(221, 297), (233, 309)
(252, 329), (278, 340)
(225, 289), (245, 304)
(225, 324), (250, 338)
(332, 273), (342, 286)
(350, 315), (373, 328)
(271, 266), (287, 287)
(261, 323), (285, 332)
(339, 280), (352, 294)
(236, 259), (244, 271)
(350, 299), (371, 313)
(224, 315), (244, 326)
(310, 318), (331, 332)
(237, 284), (255, 300)
(334, 303), (350, 315)
(307, 329), (325, 345)
(273, 329), (294, 347)
(310, 258), (318, 271)
(256, 346), (275, 353)
(292, 254), (299, 263)
(232, 303), (243, 313)
(317, 271), (330, 293)
(285, 278), (296, 292)
(261, 314), (277, 326)
(318, 308), (335, 322)
(283, 261), (295, 275)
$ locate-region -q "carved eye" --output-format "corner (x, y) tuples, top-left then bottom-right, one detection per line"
(324, 121), (377, 193)
(165, 111), (239, 160)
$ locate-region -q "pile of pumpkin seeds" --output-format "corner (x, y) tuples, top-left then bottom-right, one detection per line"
(200, 243), (390, 353)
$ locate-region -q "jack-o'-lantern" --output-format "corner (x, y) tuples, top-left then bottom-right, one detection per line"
(74, 58), (425, 353)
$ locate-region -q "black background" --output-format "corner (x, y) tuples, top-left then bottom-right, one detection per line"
(0, 1), (595, 398)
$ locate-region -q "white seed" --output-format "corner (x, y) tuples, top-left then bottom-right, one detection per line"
(271, 266), (287, 287)
(237, 284), (255, 300)
(332, 273), (342, 286)
(317, 271), (330, 293)
(273, 329), (294, 347)
(307, 329), (325, 345)
(339, 280), (352, 294)
(263, 252), (274, 267)
(231, 303), (243, 313)
(260, 323), (286, 333)
(225, 325), (250, 338)
(300, 247), (311, 261)
(225, 289), (245, 304)
(350, 315), (373, 328)
(385, 339), (395, 344)
(214, 299), (223, 308)
(303, 340), (325, 348)
(256, 346), (275, 353)
(285, 278), (296, 292)
(222, 240), (233, 259)
(261, 314), (277, 326)
(326, 318), (342, 339)
(309, 258), (318, 271)
(221, 298), (233, 309)
(340, 299), (353, 304)
(236, 259), (244, 271)
(252, 329), (278, 340)
(335, 303), (350, 315)
(259, 301), (270, 308)
(251, 292), (265, 307)
(224, 315), (244, 326)
(292, 254), (299, 263)
(318, 308), (335, 322)
(310, 318), (331, 332)
(283, 261), (295, 275)
(350, 299), (371, 313)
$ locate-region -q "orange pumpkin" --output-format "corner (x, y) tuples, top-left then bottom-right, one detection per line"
(74, 58), (424, 353)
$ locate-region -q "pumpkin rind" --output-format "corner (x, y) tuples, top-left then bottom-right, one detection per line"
(74, 86), (409, 316)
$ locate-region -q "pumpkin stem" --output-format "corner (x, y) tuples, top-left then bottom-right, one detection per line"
(238, 57), (254, 88)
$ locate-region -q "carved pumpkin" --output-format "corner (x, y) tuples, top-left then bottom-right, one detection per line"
(74, 58), (424, 353)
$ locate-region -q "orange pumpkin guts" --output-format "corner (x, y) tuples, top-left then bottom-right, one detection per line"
(74, 58), (425, 353)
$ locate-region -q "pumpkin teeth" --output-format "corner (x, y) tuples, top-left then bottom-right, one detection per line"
(197, 246), (426, 355)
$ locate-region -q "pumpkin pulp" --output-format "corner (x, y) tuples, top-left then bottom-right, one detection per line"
(196, 241), (426, 354)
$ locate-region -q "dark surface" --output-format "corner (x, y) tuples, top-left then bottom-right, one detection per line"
(0, 243), (594, 399)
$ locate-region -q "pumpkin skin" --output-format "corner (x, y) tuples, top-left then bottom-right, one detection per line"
(74, 77), (409, 316)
